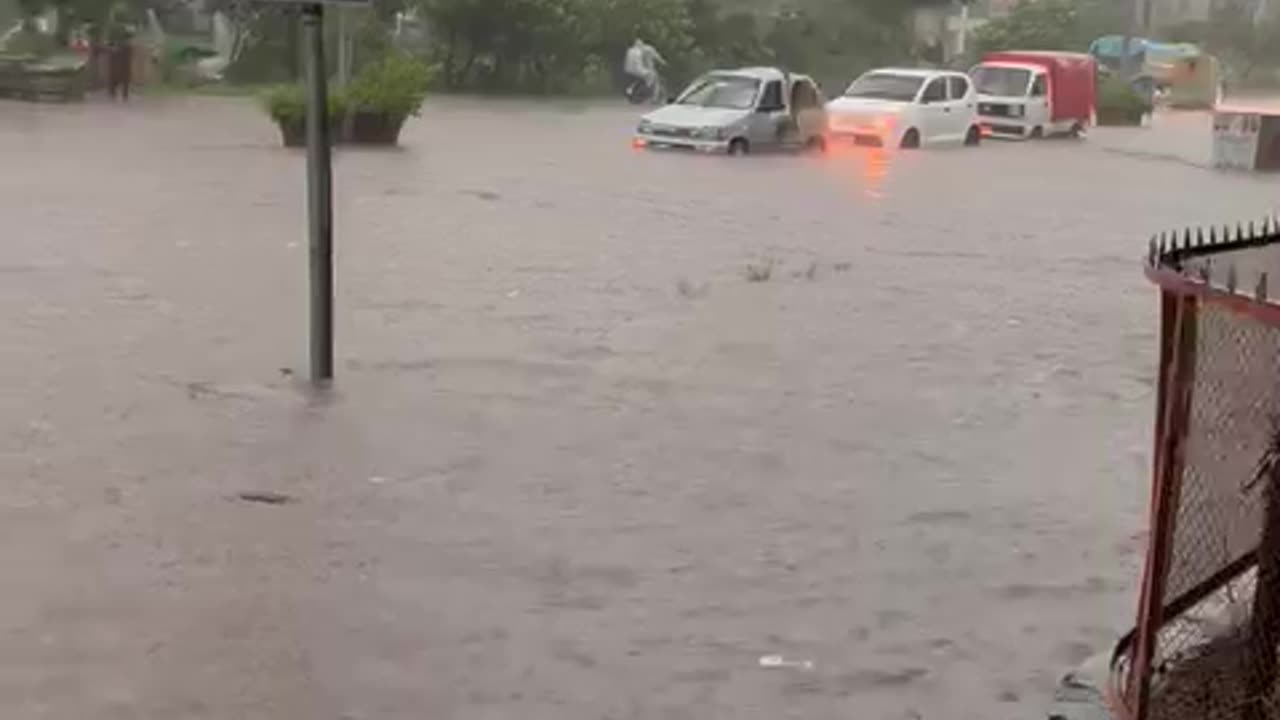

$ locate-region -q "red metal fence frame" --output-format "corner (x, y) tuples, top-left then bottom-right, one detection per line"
(1110, 222), (1280, 720)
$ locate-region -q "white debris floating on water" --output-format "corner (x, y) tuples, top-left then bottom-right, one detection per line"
(758, 655), (815, 670)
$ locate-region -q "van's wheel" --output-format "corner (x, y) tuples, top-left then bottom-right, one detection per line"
(1030, 126), (1044, 139)
(1068, 122), (1085, 139)
(806, 135), (828, 153)
(728, 138), (750, 156)
(964, 125), (982, 146)
(899, 128), (921, 149)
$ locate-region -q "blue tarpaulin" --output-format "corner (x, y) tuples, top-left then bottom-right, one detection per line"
(1090, 36), (1203, 62)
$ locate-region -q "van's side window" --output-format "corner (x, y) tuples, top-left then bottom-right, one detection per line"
(760, 81), (784, 110)
(1031, 75), (1047, 97)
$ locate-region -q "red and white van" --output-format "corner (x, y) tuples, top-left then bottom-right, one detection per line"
(969, 51), (1097, 139)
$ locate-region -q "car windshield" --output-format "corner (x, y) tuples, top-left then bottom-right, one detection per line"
(843, 73), (925, 102)
(677, 75), (761, 109)
(971, 66), (1033, 96)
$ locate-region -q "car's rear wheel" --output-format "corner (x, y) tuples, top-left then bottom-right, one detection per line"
(964, 125), (982, 146)
(806, 135), (828, 153)
(728, 138), (750, 156)
(1029, 126), (1044, 139)
(1068, 122), (1085, 138)
(899, 129), (921, 150)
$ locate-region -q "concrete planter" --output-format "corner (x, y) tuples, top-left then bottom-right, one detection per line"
(346, 111), (407, 146)
(274, 112), (407, 147)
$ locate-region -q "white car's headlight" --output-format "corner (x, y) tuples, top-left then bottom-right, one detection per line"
(637, 120), (653, 133)
(692, 126), (725, 140)
(1010, 105), (1026, 118)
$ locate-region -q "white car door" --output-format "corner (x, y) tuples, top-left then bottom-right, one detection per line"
(791, 78), (825, 142)
(748, 78), (789, 147)
(917, 76), (950, 143)
(1027, 72), (1051, 131)
(947, 74), (977, 140)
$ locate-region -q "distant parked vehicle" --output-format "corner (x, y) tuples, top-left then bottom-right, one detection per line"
(970, 51), (1097, 140)
(825, 68), (981, 149)
(633, 67), (827, 155)
(1089, 36), (1221, 110)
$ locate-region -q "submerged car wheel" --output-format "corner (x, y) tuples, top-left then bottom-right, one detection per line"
(806, 135), (828, 153)
(899, 129), (921, 150)
(1030, 126), (1044, 139)
(1068, 122), (1085, 139)
(965, 125), (982, 146)
(728, 138), (750, 156)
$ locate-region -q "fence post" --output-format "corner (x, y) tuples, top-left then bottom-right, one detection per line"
(1132, 291), (1198, 720)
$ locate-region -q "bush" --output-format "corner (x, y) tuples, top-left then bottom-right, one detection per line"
(4, 28), (58, 58)
(1097, 75), (1151, 125)
(567, 54), (613, 96)
(344, 52), (432, 117)
(259, 83), (346, 124)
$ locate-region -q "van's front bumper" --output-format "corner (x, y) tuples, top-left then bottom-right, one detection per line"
(978, 117), (1032, 139)
(633, 133), (731, 153)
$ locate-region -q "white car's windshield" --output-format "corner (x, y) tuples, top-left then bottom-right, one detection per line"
(844, 73), (925, 102)
(971, 66), (1033, 97)
(678, 75), (761, 110)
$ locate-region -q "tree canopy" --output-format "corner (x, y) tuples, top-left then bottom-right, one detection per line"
(416, 0), (951, 93)
(972, 0), (1127, 57)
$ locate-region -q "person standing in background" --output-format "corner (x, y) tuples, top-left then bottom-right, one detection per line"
(106, 26), (134, 101)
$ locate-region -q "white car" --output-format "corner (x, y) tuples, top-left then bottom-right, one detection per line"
(633, 67), (828, 155)
(825, 68), (982, 149)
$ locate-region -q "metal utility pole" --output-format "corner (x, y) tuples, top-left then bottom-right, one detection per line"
(957, 1), (970, 61)
(336, 5), (351, 88)
(1121, 0), (1141, 76)
(302, 2), (334, 384)
(263, 0), (368, 385)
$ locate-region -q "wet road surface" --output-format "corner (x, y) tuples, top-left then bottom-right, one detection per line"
(1, 96), (1277, 719)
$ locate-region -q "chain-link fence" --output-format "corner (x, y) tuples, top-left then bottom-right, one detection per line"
(1116, 220), (1280, 720)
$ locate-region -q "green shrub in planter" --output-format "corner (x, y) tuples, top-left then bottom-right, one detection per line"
(1097, 76), (1151, 127)
(343, 53), (433, 145)
(260, 83), (346, 147)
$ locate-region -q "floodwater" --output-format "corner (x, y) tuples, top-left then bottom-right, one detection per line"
(0, 96), (1277, 720)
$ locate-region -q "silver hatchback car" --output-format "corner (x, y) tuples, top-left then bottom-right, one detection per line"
(633, 67), (828, 155)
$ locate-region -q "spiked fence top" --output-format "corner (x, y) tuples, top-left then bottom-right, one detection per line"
(1147, 218), (1280, 323)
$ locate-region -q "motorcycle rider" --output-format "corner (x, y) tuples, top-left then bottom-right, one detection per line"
(624, 36), (666, 103)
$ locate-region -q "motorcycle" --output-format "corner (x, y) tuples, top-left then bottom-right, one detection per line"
(625, 74), (667, 105)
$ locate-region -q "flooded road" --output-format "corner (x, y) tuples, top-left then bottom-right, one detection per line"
(1, 96), (1277, 719)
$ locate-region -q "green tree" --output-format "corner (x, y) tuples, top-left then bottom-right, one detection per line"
(406, 0), (951, 93)
(972, 0), (1082, 56)
(1165, 3), (1280, 85)
(417, 0), (694, 92)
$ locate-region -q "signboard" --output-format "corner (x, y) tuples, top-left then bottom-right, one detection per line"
(1213, 109), (1280, 172)
(1213, 111), (1262, 171)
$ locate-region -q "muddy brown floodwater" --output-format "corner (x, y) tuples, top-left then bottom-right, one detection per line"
(0, 96), (1277, 720)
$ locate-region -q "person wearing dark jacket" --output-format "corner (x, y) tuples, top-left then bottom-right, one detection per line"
(106, 29), (134, 101)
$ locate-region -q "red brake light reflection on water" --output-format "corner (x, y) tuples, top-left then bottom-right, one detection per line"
(632, 137), (647, 150)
